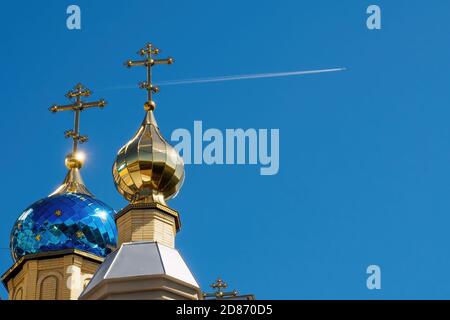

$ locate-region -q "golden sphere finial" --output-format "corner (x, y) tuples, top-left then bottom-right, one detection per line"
(144, 100), (156, 111)
(65, 152), (85, 169)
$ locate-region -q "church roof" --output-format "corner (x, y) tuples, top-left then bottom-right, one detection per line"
(81, 241), (199, 297)
(10, 193), (117, 261)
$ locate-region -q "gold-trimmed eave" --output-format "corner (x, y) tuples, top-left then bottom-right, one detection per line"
(1, 248), (104, 286)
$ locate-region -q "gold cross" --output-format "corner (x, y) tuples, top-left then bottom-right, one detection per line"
(124, 43), (174, 111)
(202, 278), (238, 299)
(49, 83), (106, 168)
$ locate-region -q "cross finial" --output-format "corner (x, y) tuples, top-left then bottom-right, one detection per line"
(211, 278), (228, 292)
(202, 277), (239, 299)
(124, 43), (174, 111)
(49, 83), (107, 169)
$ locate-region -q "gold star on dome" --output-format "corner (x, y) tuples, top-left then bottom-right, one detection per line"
(76, 231), (84, 239)
(35, 234), (41, 241)
(54, 210), (62, 217)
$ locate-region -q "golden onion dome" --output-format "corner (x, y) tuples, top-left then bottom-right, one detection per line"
(112, 110), (184, 205)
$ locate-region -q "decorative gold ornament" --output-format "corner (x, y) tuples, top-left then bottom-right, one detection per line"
(113, 43), (184, 205)
(49, 83), (107, 196)
(54, 210), (62, 217)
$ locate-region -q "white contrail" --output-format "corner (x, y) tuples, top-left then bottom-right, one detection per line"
(157, 67), (346, 86)
(100, 67), (345, 91)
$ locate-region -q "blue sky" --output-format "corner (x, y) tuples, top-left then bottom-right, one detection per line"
(1, 0), (450, 299)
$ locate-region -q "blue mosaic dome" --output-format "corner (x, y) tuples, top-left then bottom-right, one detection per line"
(10, 193), (118, 261)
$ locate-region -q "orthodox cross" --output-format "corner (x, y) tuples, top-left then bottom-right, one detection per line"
(49, 83), (106, 155)
(202, 278), (238, 299)
(125, 43), (174, 111)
